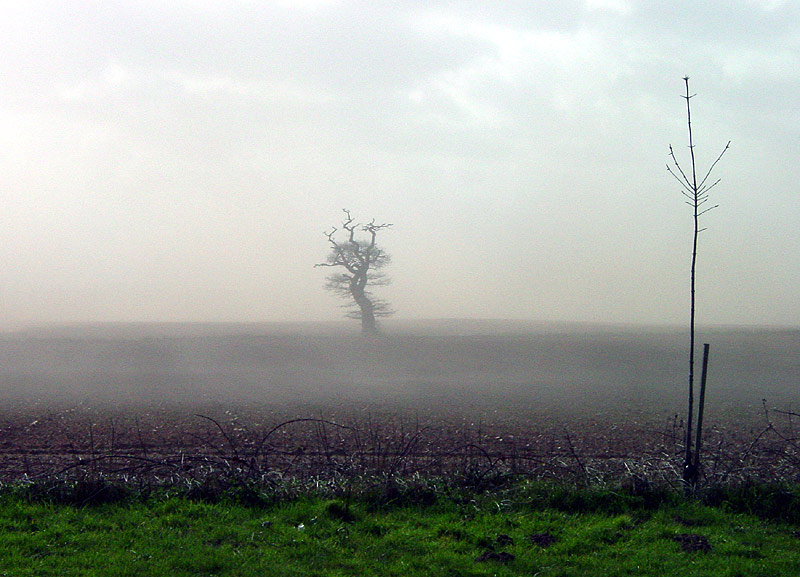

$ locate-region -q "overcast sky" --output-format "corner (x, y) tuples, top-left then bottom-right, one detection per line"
(2, 0), (798, 330)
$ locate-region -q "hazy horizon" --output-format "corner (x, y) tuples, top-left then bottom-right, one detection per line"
(2, 321), (796, 412)
(7, 317), (800, 337)
(3, 2), (799, 330)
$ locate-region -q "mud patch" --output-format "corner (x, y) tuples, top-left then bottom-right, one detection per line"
(674, 533), (712, 553)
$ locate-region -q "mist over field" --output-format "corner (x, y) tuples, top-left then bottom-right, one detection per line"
(1, 321), (796, 422)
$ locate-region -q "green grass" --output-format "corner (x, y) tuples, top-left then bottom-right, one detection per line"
(0, 489), (798, 576)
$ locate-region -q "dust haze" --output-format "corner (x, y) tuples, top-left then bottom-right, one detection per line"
(2, 321), (796, 422)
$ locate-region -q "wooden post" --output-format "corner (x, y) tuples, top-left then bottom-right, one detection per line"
(693, 343), (711, 473)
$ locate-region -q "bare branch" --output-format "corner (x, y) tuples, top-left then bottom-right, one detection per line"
(697, 141), (731, 190)
(668, 145), (693, 182)
(669, 169), (697, 195)
(697, 205), (719, 217)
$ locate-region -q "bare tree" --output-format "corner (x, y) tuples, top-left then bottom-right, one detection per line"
(667, 77), (730, 491)
(316, 209), (393, 335)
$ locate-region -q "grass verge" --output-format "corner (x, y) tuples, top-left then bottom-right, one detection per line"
(0, 481), (798, 576)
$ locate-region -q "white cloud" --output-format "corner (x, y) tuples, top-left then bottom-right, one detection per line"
(747, 0), (787, 10)
(720, 46), (800, 83)
(57, 61), (134, 102)
(585, 0), (632, 15)
(409, 12), (623, 125)
(271, 0), (340, 10)
(160, 70), (337, 106)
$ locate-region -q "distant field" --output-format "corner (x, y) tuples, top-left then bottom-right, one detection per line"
(1, 320), (797, 411)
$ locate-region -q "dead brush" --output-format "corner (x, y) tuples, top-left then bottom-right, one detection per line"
(2, 406), (798, 507)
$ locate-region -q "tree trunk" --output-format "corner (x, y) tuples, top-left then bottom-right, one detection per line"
(350, 281), (378, 335)
(358, 301), (377, 335)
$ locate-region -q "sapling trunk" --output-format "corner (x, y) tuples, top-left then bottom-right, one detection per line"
(666, 77), (728, 494)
